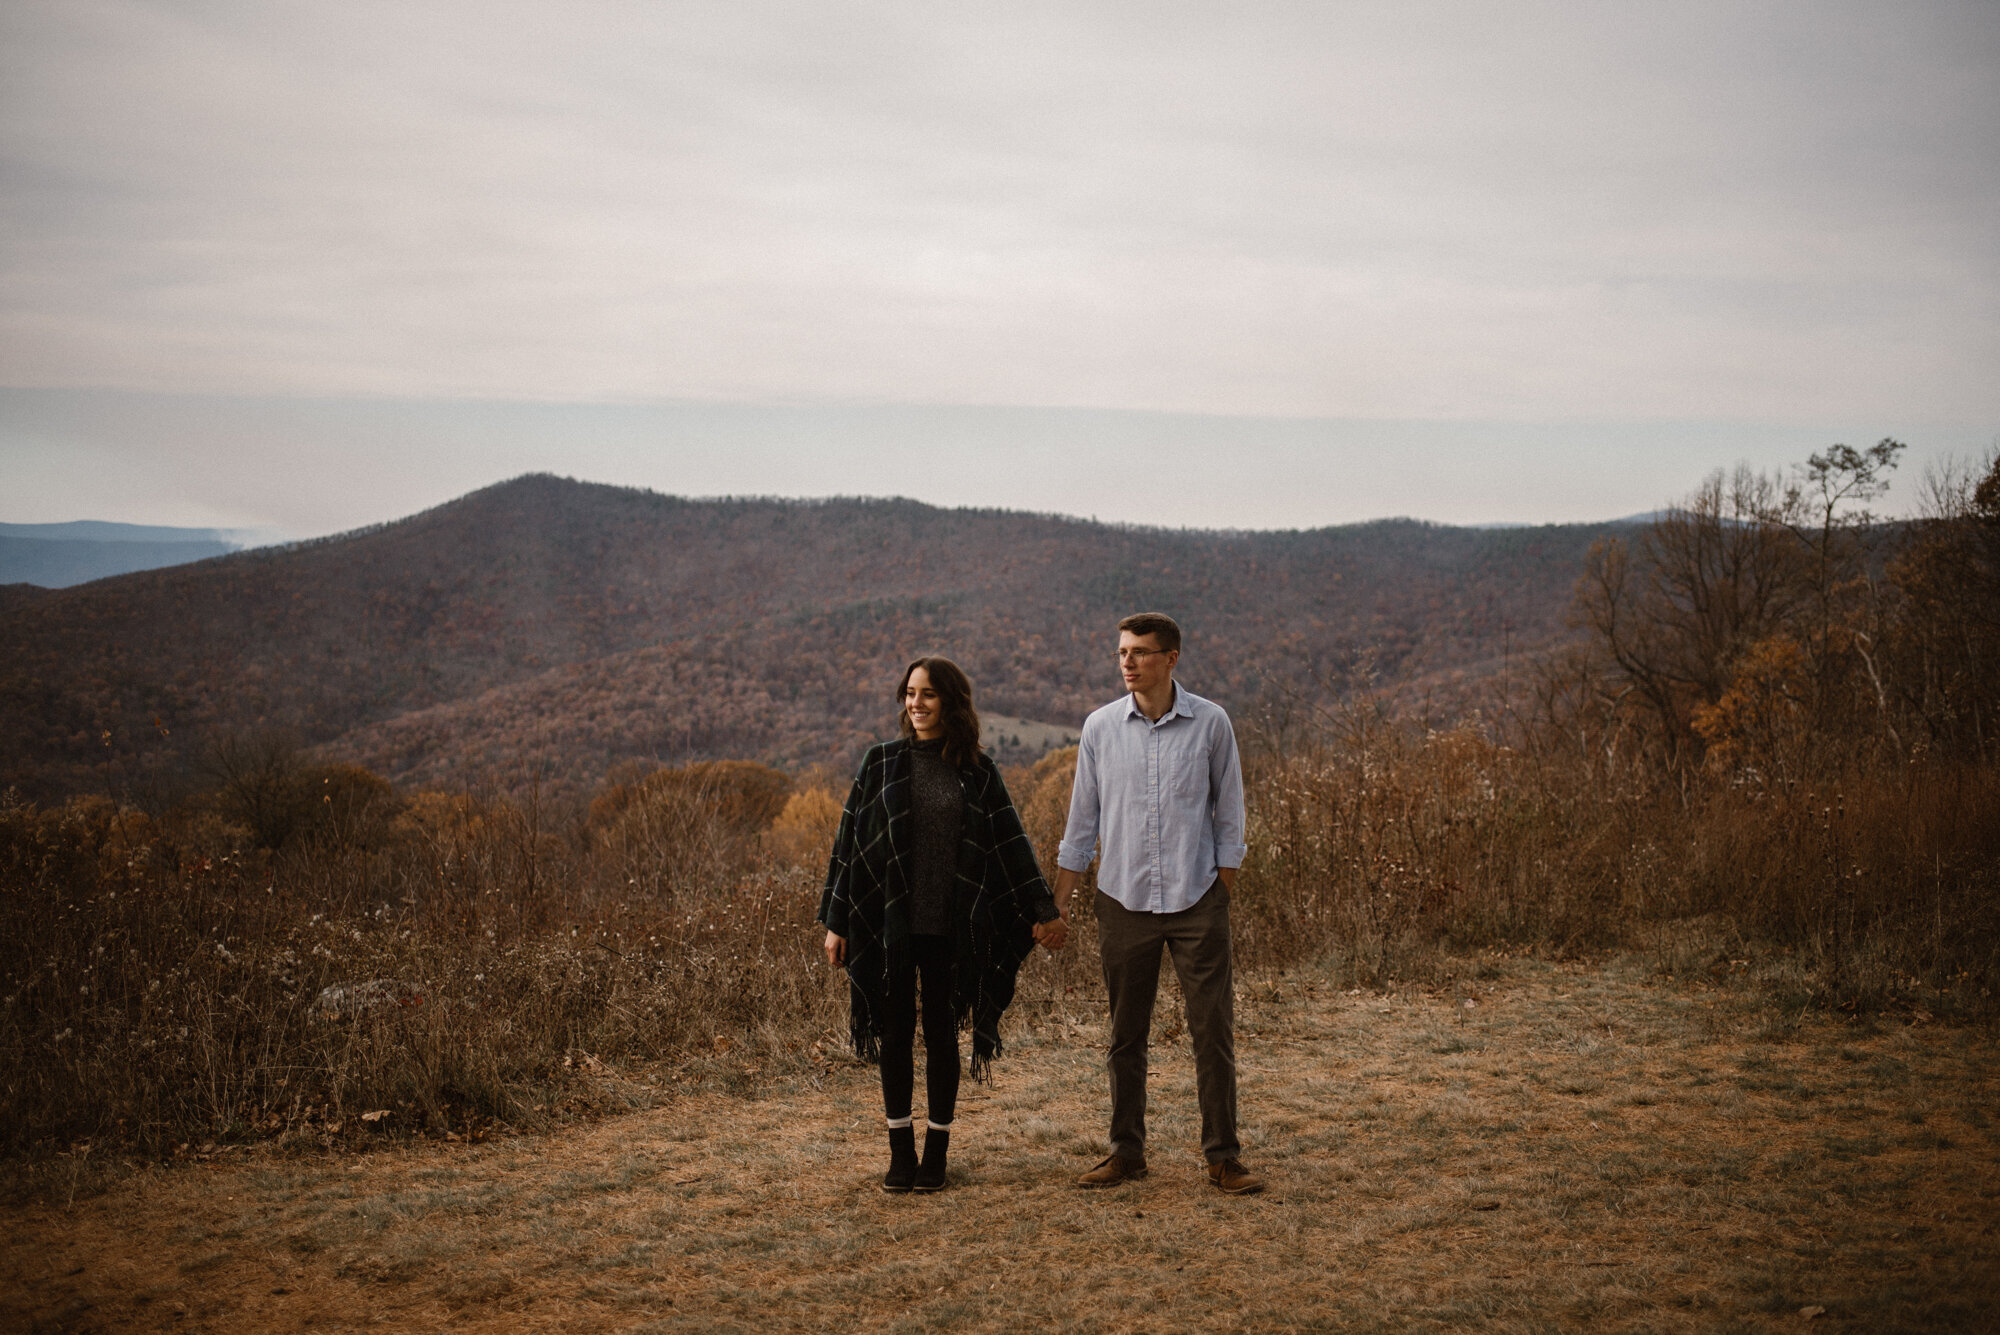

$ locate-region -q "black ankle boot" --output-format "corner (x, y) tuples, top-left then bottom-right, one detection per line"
(914, 1124), (950, 1192)
(882, 1125), (918, 1193)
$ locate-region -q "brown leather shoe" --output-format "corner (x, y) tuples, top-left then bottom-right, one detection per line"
(1206, 1158), (1264, 1195)
(1076, 1154), (1148, 1188)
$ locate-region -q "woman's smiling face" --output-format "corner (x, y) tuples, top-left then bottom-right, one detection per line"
(903, 666), (943, 739)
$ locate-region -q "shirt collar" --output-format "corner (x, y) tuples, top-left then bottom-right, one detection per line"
(1123, 681), (1190, 723)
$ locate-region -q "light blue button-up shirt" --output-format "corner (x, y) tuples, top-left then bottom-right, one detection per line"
(1057, 683), (1248, 914)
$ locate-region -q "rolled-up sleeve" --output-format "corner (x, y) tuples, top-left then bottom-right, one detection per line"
(1055, 724), (1101, 874)
(1209, 712), (1247, 869)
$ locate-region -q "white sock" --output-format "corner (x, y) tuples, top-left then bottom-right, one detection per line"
(886, 1115), (913, 1129)
(926, 1119), (953, 1132)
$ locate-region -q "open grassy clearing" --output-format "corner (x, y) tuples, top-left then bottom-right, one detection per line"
(5, 956), (1995, 1335)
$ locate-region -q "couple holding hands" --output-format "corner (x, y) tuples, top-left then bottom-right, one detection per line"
(818, 613), (1262, 1197)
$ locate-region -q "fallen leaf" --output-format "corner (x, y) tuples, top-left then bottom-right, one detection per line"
(360, 1109), (391, 1124)
(1799, 1306), (1826, 1320)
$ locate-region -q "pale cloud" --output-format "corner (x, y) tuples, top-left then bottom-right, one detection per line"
(3, 0), (1996, 424)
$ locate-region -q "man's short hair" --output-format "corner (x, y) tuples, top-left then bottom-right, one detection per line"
(1117, 612), (1181, 655)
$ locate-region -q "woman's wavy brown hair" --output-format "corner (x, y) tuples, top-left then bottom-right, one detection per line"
(896, 655), (982, 768)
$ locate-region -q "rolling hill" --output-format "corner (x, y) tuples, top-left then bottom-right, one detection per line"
(0, 475), (1627, 803)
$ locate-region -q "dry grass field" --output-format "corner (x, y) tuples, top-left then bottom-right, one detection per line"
(6, 954), (1995, 1335)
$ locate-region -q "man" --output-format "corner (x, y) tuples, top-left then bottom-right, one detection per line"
(1047, 611), (1261, 1194)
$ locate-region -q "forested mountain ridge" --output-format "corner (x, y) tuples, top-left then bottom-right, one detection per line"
(1, 474), (1627, 801)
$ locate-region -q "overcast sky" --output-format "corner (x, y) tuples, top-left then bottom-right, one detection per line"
(3, 1), (1996, 535)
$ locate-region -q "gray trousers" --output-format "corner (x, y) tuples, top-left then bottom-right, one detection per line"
(1095, 883), (1239, 1165)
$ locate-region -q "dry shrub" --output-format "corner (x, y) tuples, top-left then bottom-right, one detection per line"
(587, 760), (791, 906)
(766, 786), (842, 870)
(199, 732), (400, 852)
(1005, 746), (1105, 1011)
(1014, 745), (1080, 875)
(1667, 761), (2000, 1008)
(1233, 715), (2000, 1007)
(988, 724), (1995, 1017)
(1236, 723), (1594, 983)
(0, 777), (836, 1163)
(589, 760), (792, 838)
(6, 706), (1994, 1168)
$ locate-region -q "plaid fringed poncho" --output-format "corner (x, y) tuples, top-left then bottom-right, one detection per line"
(817, 739), (1057, 1081)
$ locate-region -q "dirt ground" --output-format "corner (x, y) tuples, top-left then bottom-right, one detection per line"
(6, 956), (1996, 1334)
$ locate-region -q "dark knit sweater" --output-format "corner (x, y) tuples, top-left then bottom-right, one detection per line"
(907, 738), (962, 937)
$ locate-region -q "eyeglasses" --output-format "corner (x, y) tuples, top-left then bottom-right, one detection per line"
(1115, 648), (1170, 664)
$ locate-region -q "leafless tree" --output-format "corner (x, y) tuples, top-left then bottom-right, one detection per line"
(1572, 467), (1805, 768)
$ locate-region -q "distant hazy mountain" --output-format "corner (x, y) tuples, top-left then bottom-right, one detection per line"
(0, 476), (1635, 802)
(0, 521), (279, 588)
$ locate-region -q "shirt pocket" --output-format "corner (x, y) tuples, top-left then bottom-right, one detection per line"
(1167, 747), (1209, 803)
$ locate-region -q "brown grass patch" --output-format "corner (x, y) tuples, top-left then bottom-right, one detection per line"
(6, 955), (1994, 1334)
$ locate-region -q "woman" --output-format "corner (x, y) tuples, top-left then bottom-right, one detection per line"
(819, 656), (1065, 1193)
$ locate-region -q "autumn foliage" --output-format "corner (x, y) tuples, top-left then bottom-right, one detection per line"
(2, 448), (1996, 1170)
(1, 476), (1630, 804)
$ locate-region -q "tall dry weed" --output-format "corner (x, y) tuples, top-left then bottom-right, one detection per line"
(0, 778), (837, 1164)
(1231, 716), (1997, 1006)
(5, 717), (1994, 1169)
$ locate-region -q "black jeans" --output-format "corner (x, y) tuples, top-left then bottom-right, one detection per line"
(879, 933), (960, 1124)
